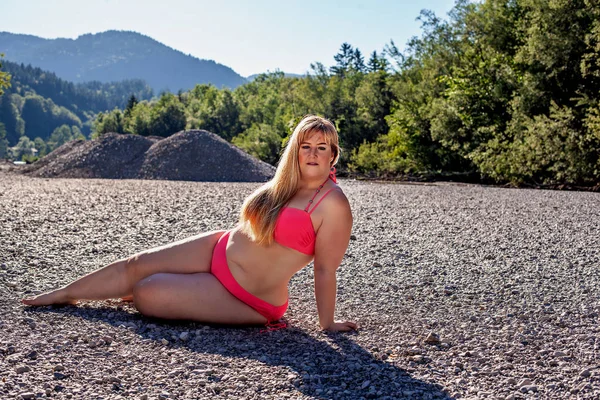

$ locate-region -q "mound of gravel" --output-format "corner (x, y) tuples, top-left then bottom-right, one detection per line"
(25, 130), (275, 182)
(139, 130), (275, 182)
(25, 134), (160, 179)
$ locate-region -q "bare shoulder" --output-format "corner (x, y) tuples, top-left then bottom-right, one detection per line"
(321, 187), (352, 219)
(314, 186), (353, 249)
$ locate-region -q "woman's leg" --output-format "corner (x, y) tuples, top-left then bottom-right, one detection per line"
(133, 272), (268, 324)
(22, 230), (226, 306)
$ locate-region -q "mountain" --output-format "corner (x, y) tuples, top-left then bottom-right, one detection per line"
(0, 30), (248, 92)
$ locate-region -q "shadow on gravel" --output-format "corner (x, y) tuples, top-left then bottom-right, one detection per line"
(26, 306), (453, 399)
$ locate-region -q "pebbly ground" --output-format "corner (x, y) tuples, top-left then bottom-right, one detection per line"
(0, 172), (599, 399)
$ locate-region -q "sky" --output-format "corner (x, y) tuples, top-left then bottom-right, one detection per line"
(1, 0), (457, 77)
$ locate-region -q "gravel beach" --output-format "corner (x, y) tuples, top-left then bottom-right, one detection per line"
(1, 172), (599, 399)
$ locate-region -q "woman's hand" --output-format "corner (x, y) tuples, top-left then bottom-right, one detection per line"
(322, 321), (359, 332)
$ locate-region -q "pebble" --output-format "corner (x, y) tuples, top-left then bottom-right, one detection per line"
(20, 393), (35, 400)
(580, 369), (591, 378)
(424, 332), (441, 345)
(179, 332), (189, 341)
(54, 372), (68, 380)
(16, 365), (31, 374)
(405, 347), (423, 356)
(517, 379), (532, 388)
(410, 355), (427, 363)
(520, 385), (538, 393)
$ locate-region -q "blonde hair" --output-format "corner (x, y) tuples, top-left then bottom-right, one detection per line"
(239, 115), (340, 245)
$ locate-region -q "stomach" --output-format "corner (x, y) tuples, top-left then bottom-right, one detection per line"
(225, 226), (313, 306)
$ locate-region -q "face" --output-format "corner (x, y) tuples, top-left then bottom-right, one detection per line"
(298, 131), (334, 180)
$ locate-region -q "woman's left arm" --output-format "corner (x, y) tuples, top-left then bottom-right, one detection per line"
(313, 190), (357, 332)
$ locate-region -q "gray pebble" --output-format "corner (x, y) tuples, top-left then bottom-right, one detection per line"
(15, 366), (30, 374)
(580, 369), (591, 378)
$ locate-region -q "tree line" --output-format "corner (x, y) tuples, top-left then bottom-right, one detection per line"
(92, 0), (600, 186)
(3, 0), (600, 186)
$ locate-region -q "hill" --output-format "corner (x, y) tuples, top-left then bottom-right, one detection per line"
(0, 61), (155, 146)
(2, 60), (153, 118)
(0, 30), (248, 92)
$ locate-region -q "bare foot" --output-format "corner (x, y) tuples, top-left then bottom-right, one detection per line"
(22, 289), (77, 306)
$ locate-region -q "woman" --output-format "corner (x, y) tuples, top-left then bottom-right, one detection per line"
(22, 115), (357, 332)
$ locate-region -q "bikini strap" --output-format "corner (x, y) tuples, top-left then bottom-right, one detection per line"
(307, 187), (339, 214)
(303, 177), (332, 213)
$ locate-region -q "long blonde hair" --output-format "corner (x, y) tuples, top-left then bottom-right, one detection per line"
(239, 115), (340, 245)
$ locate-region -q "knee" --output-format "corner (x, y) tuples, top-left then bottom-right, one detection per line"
(132, 274), (162, 316)
(125, 252), (144, 270)
(124, 252), (151, 281)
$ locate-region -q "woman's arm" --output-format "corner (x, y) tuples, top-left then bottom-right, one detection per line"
(313, 190), (357, 331)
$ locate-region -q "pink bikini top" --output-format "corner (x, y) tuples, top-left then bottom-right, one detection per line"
(274, 176), (338, 255)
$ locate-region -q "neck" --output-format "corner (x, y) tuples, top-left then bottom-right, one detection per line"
(299, 175), (330, 190)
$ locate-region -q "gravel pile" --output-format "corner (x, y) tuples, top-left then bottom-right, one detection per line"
(24, 135), (160, 179)
(138, 130), (275, 182)
(1, 174), (599, 399)
(24, 131), (275, 182)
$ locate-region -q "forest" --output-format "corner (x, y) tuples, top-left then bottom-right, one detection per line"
(1, 0), (599, 186)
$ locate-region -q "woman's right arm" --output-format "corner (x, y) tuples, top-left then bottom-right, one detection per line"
(312, 190), (357, 332)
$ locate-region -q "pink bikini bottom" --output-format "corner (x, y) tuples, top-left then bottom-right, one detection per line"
(210, 231), (288, 322)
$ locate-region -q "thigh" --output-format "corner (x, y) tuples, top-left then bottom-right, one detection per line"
(133, 272), (268, 325)
(126, 230), (226, 278)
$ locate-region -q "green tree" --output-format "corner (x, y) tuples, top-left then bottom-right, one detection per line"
(330, 43), (355, 77)
(125, 94), (138, 117)
(125, 101), (152, 136)
(352, 48), (366, 72)
(47, 125), (74, 151)
(232, 123), (283, 165)
(0, 94), (25, 146)
(11, 135), (36, 160)
(187, 85), (240, 140)
(149, 93), (186, 137)
(33, 137), (47, 157)
(367, 51), (388, 72)
(0, 122), (8, 158)
(92, 109), (125, 136)
(0, 54), (11, 96)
